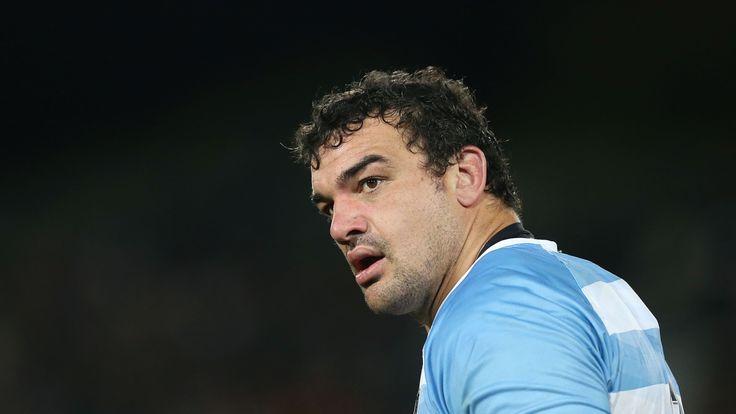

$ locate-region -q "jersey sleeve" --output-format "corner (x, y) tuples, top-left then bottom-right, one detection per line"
(422, 267), (612, 413)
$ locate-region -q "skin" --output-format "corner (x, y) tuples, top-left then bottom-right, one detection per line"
(310, 117), (519, 328)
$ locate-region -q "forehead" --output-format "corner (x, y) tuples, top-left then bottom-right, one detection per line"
(310, 118), (416, 184)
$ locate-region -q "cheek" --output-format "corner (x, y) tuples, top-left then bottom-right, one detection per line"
(370, 177), (449, 238)
(377, 190), (441, 242)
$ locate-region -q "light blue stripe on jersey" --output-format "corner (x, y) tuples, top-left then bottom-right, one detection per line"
(554, 252), (620, 287)
(551, 246), (680, 396)
(417, 240), (682, 413)
(553, 249), (679, 394)
(610, 328), (670, 392)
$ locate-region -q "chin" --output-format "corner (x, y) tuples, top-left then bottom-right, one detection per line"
(363, 282), (418, 316)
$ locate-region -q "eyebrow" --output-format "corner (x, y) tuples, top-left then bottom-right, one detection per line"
(310, 154), (390, 206)
(337, 154), (389, 186)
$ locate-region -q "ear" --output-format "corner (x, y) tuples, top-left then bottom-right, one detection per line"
(454, 145), (488, 207)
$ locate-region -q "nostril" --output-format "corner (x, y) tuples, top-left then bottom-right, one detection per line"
(346, 229), (364, 238)
(329, 203), (368, 244)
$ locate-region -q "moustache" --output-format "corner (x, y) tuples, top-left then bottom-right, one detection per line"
(348, 234), (391, 257)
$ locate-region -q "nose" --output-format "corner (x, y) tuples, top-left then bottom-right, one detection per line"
(329, 196), (368, 246)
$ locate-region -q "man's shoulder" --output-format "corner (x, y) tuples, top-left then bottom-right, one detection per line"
(463, 241), (625, 304)
(446, 241), (593, 312)
(421, 242), (613, 412)
(428, 240), (614, 347)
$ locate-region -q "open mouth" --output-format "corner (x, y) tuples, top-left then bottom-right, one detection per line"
(347, 246), (386, 286)
(357, 255), (384, 272)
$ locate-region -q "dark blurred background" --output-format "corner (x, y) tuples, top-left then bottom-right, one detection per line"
(4, 1), (734, 413)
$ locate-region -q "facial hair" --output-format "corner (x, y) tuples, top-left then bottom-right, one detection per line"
(357, 206), (462, 319)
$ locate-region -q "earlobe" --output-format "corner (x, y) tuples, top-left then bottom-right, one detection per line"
(454, 146), (488, 208)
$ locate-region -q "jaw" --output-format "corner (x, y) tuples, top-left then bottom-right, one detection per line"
(360, 266), (434, 318)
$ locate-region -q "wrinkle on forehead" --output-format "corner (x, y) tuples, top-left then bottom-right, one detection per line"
(316, 116), (410, 163)
(310, 117), (428, 192)
(311, 120), (386, 189)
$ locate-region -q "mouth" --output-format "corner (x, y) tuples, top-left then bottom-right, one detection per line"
(347, 246), (387, 287)
(355, 255), (383, 272)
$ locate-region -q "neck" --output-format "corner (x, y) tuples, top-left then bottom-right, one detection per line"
(421, 203), (519, 331)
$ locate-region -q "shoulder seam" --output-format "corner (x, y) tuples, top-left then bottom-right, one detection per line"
(543, 248), (613, 385)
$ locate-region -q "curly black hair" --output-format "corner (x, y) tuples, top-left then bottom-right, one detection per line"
(292, 66), (521, 212)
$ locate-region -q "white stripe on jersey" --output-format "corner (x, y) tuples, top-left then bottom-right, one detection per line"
(610, 383), (683, 414)
(581, 279), (660, 335)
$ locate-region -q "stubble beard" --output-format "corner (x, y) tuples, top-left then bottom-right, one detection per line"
(363, 206), (462, 319)
(366, 258), (434, 316)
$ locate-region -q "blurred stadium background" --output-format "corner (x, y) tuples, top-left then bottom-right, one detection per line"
(4, 2), (734, 412)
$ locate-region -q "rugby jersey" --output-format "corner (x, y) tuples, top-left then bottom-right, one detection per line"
(415, 238), (683, 413)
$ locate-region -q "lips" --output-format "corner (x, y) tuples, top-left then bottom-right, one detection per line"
(347, 246), (386, 287)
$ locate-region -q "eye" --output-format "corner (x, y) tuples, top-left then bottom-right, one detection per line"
(321, 204), (334, 219)
(360, 177), (383, 192)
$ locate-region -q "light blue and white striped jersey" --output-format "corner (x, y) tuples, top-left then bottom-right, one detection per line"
(416, 238), (683, 414)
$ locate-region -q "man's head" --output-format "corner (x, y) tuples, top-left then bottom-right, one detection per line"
(293, 67), (520, 321)
(292, 67), (520, 211)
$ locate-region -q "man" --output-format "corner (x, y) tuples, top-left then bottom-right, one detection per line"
(292, 67), (683, 413)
